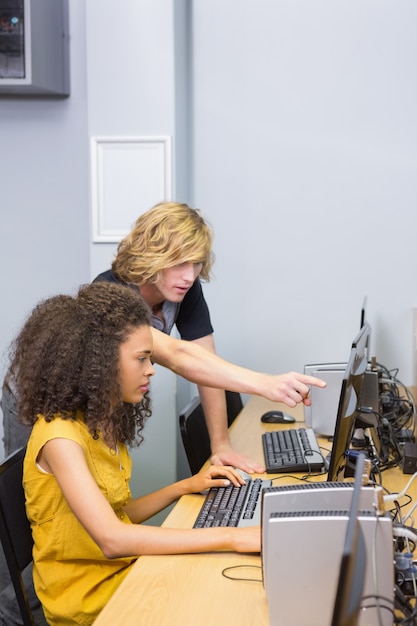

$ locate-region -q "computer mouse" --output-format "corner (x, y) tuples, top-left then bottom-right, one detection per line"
(234, 468), (252, 482)
(260, 410), (296, 424)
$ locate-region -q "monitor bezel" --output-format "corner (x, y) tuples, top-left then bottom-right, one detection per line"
(326, 323), (371, 482)
(330, 453), (367, 626)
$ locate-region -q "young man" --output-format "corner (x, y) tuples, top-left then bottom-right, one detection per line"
(93, 201), (325, 473)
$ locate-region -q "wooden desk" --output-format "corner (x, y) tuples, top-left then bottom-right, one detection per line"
(94, 397), (416, 626)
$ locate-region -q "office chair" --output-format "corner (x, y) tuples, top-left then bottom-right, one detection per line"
(179, 391), (243, 474)
(1, 380), (32, 457)
(0, 446), (36, 626)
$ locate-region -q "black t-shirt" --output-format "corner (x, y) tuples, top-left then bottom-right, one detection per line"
(93, 269), (214, 341)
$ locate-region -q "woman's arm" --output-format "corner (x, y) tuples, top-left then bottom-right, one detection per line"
(124, 465), (245, 523)
(39, 438), (259, 558)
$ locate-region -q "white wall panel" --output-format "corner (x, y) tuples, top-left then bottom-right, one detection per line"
(91, 135), (172, 242)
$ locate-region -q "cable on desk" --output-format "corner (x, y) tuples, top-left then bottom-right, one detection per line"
(384, 472), (417, 504)
(392, 519), (417, 623)
(267, 439), (330, 482)
(371, 365), (416, 475)
(394, 584), (417, 624)
(387, 498), (414, 527)
(320, 443), (332, 456)
(270, 472), (325, 484)
(349, 363), (416, 479)
(221, 564), (263, 583)
(359, 595), (395, 621)
(393, 526), (417, 547)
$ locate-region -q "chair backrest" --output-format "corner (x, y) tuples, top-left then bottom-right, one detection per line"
(225, 391), (243, 427)
(1, 380), (32, 457)
(179, 391), (243, 474)
(0, 446), (35, 626)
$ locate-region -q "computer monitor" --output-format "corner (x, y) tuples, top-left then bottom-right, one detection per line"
(351, 318), (371, 353)
(331, 453), (367, 626)
(360, 296), (367, 329)
(354, 370), (382, 459)
(351, 314), (382, 464)
(326, 323), (371, 482)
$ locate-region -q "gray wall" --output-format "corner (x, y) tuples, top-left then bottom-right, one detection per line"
(85, 0), (184, 518)
(192, 0), (417, 384)
(0, 2), (90, 444)
(1, 3), (416, 512)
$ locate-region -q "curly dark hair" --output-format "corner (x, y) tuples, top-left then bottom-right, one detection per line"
(6, 282), (153, 447)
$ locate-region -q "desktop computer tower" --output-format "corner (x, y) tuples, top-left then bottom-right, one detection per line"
(263, 510), (393, 626)
(304, 364), (380, 438)
(304, 363), (346, 435)
(261, 482), (384, 589)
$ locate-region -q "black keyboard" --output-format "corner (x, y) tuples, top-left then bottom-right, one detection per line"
(262, 427), (325, 473)
(193, 476), (271, 528)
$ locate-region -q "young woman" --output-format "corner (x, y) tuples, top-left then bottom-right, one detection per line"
(7, 282), (258, 626)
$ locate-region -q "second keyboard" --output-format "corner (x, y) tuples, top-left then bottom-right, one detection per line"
(262, 427), (325, 473)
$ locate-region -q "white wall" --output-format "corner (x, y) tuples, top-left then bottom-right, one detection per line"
(191, 0), (417, 388)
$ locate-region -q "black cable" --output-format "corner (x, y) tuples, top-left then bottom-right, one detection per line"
(221, 564), (263, 583)
(270, 472), (323, 484)
(394, 584), (417, 624)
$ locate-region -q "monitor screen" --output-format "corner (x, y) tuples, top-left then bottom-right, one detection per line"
(326, 323), (371, 482)
(331, 453), (367, 626)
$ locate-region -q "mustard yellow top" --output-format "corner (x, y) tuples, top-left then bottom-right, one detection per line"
(23, 416), (137, 626)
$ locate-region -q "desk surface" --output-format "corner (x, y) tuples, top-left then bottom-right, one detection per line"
(94, 397), (416, 626)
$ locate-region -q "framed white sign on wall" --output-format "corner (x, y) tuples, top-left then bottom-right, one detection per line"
(91, 135), (172, 243)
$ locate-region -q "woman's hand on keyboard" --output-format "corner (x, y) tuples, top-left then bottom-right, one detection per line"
(186, 465), (247, 493)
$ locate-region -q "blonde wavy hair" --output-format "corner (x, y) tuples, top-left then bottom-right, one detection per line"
(112, 202), (214, 284)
